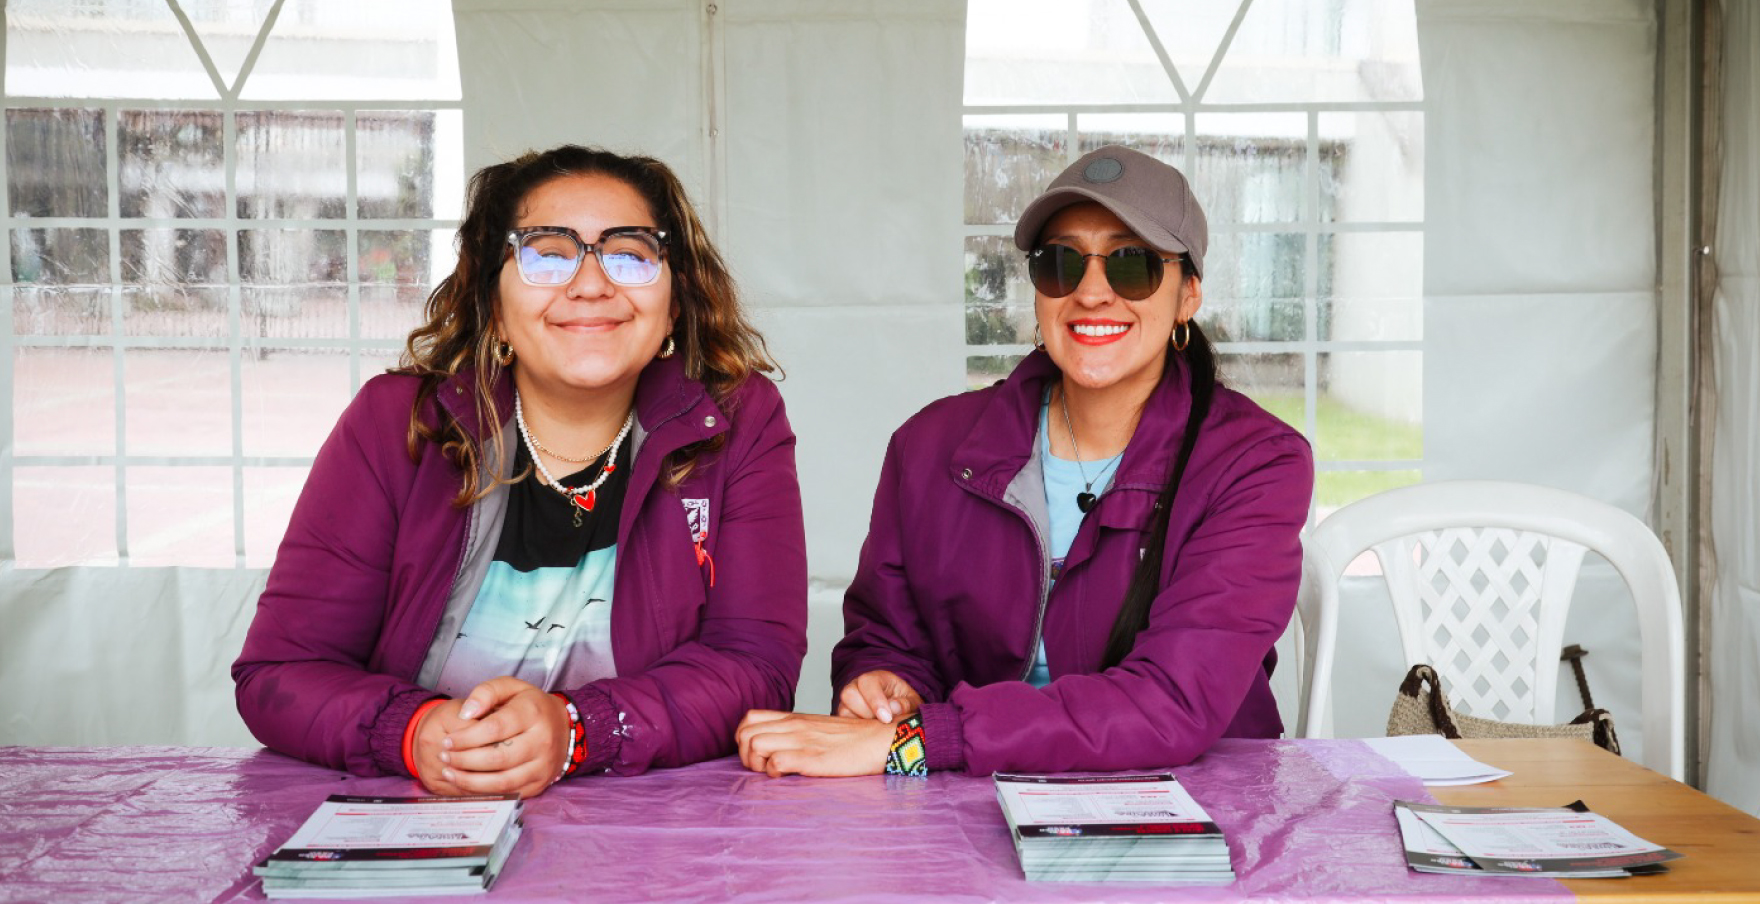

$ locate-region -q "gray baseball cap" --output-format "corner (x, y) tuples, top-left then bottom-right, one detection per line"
(1012, 145), (1208, 279)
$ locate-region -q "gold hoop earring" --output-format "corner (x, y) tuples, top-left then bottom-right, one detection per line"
(657, 335), (676, 360)
(1033, 324), (1045, 349)
(1171, 321), (1191, 352)
(493, 337), (516, 366)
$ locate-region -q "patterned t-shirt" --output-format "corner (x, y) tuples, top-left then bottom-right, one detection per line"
(433, 437), (630, 697)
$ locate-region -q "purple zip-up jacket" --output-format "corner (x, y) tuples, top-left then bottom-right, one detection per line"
(232, 356), (807, 778)
(834, 350), (1312, 774)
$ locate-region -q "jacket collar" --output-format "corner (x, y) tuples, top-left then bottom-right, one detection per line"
(434, 354), (726, 453)
(952, 349), (1194, 500)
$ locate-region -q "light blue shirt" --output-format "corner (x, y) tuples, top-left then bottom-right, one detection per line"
(1029, 400), (1121, 687)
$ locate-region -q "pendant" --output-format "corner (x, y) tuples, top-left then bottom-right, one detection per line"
(570, 489), (596, 528)
(1077, 492), (1097, 513)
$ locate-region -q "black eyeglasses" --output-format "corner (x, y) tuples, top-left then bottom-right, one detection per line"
(1026, 244), (1182, 301)
(506, 226), (668, 287)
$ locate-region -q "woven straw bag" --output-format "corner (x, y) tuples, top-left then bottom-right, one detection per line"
(1386, 663), (1620, 753)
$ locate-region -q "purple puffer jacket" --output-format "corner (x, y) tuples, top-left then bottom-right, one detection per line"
(233, 356), (807, 779)
(834, 350), (1312, 774)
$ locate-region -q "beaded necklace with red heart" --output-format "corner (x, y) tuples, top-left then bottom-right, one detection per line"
(514, 390), (634, 527)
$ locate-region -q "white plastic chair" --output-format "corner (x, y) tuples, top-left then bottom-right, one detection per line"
(1295, 480), (1686, 780)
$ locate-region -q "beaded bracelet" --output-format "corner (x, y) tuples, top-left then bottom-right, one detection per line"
(552, 692), (588, 781)
(883, 713), (928, 776)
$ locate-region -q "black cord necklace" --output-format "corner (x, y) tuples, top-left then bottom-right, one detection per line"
(1058, 387), (1122, 514)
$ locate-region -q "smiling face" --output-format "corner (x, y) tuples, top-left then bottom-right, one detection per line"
(494, 172), (676, 405)
(1034, 201), (1202, 398)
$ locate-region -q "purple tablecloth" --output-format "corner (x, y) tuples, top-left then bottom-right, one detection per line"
(0, 739), (1569, 902)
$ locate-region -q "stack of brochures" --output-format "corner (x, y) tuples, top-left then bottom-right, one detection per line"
(1394, 800), (1682, 878)
(994, 772), (1234, 884)
(254, 793), (525, 898)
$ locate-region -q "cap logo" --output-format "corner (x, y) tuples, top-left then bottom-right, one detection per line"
(1082, 157), (1124, 183)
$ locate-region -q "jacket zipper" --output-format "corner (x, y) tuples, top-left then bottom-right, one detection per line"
(978, 489), (1052, 683)
(1019, 508), (1053, 682)
(451, 498), (477, 587)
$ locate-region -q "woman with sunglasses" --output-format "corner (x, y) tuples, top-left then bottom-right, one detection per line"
(737, 146), (1311, 777)
(235, 145), (806, 797)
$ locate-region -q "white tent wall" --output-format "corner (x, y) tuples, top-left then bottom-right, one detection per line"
(1705, 0), (1760, 814)
(714, 0), (968, 713)
(1314, 0), (1662, 765)
(0, 567), (266, 744)
(452, 0), (708, 187)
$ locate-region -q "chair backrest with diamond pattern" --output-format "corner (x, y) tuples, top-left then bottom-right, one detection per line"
(1293, 480), (1685, 780)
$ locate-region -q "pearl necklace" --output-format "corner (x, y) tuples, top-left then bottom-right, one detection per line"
(514, 390), (634, 526)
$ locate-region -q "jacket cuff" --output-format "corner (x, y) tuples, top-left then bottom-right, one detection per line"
(832, 660), (942, 715)
(372, 688), (447, 777)
(917, 702), (966, 773)
(564, 684), (623, 774)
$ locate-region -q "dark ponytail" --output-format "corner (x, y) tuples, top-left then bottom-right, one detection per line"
(1099, 292), (1218, 670)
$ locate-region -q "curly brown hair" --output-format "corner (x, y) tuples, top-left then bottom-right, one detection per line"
(400, 145), (777, 506)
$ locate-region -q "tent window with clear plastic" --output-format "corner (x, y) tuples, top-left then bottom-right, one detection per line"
(2, 0), (463, 568)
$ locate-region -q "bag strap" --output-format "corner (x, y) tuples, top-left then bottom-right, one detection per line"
(1562, 645), (1626, 756)
(1398, 664), (1463, 740)
(1560, 644), (1597, 710)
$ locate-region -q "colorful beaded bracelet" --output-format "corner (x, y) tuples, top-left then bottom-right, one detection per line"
(884, 714), (928, 776)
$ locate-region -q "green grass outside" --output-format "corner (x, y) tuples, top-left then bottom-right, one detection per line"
(1252, 392), (1423, 509)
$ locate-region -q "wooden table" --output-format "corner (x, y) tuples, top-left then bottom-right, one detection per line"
(1443, 739), (1760, 901)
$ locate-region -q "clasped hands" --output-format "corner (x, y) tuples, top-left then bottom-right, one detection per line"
(410, 676), (571, 799)
(736, 670), (923, 777)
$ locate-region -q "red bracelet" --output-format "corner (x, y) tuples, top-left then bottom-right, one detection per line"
(553, 692), (588, 779)
(401, 698), (449, 779)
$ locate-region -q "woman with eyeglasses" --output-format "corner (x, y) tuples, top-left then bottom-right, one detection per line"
(235, 145), (806, 798)
(737, 146), (1311, 777)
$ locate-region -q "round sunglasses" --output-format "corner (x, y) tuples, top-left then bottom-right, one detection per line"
(506, 226), (668, 287)
(1026, 244), (1183, 301)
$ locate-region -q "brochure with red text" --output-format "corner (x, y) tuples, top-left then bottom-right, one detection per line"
(1394, 800), (1679, 878)
(253, 794), (524, 897)
(994, 773), (1234, 883)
